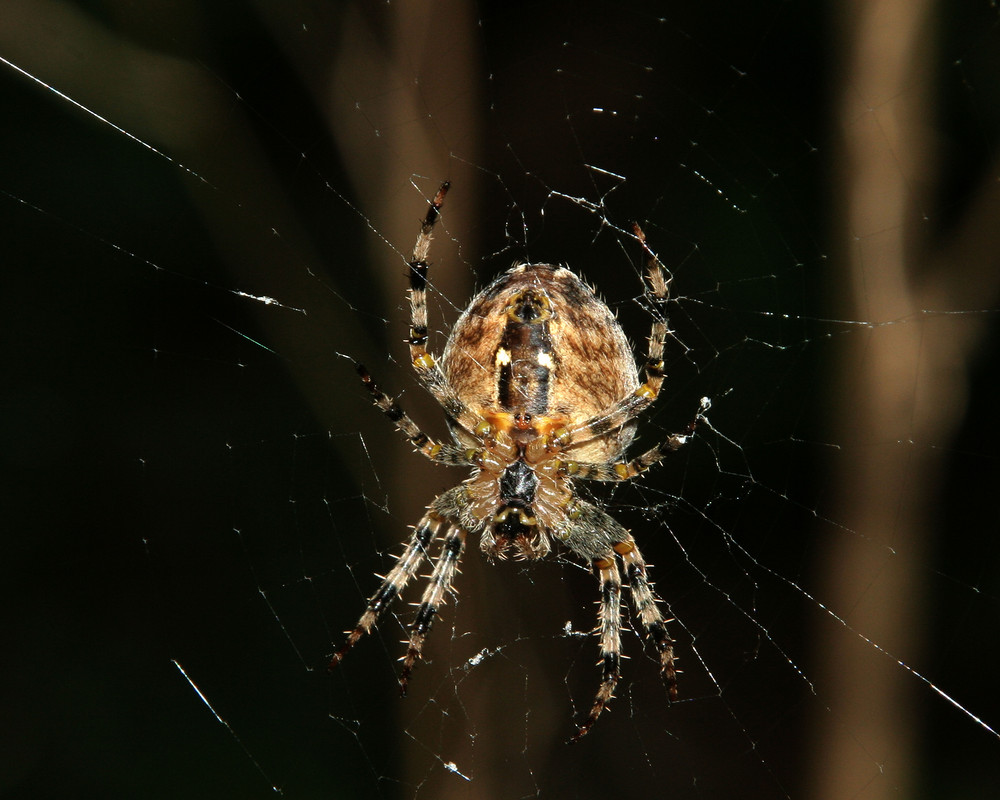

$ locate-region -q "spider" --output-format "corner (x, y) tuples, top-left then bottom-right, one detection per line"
(330, 182), (701, 741)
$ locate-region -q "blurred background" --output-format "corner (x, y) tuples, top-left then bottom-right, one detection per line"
(2, 1), (999, 798)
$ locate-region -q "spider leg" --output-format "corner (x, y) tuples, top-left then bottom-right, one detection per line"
(559, 498), (677, 740)
(400, 523), (468, 693)
(560, 400), (706, 481)
(570, 552), (624, 743)
(619, 539), (678, 699)
(403, 182), (485, 437)
(356, 362), (481, 466)
(570, 223), (673, 441)
(557, 499), (630, 741)
(328, 511), (443, 669)
(405, 182), (449, 371)
(528, 224), (677, 462)
(633, 221), (671, 403)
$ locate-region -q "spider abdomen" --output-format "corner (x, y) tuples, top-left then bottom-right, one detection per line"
(441, 263), (639, 464)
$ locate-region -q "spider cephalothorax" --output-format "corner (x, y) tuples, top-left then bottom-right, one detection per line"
(330, 183), (700, 741)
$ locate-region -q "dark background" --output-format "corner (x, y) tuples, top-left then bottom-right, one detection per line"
(3, 1), (999, 798)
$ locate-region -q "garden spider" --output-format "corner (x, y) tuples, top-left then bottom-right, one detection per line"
(330, 182), (701, 741)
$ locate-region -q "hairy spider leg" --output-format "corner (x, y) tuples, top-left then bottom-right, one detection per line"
(559, 499), (677, 741)
(634, 221), (671, 398)
(559, 402), (705, 482)
(620, 541), (678, 699)
(354, 362), (481, 466)
(404, 182), (485, 437)
(525, 223), (678, 465)
(570, 553), (624, 742)
(405, 181), (448, 368)
(328, 512), (448, 669)
(399, 524), (468, 693)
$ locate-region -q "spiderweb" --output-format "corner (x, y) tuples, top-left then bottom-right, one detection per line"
(3, 1), (999, 798)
